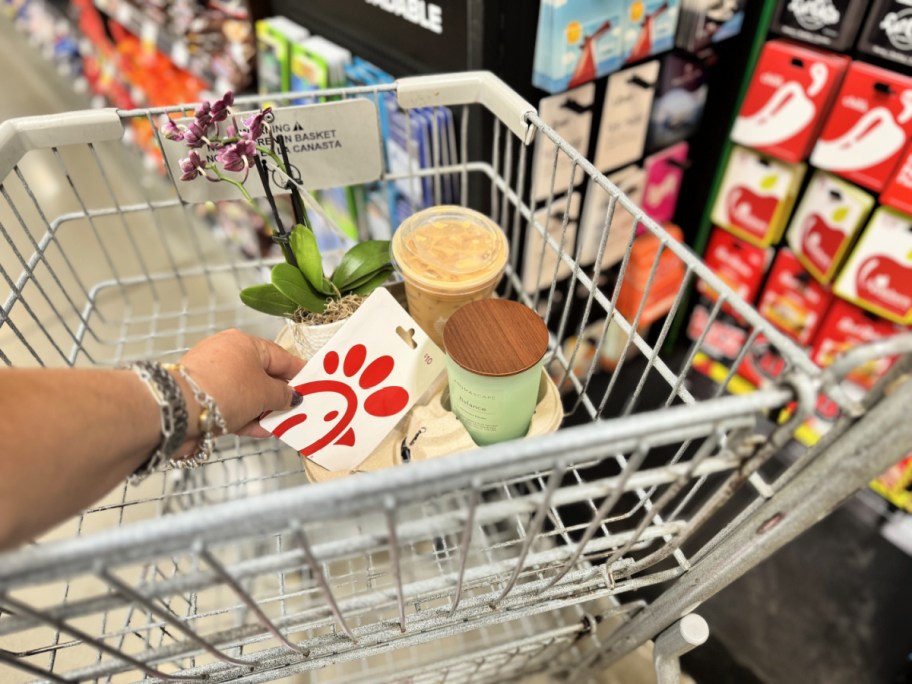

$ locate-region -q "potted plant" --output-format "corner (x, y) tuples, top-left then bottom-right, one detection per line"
(162, 92), (392, 358)
(241, 226), (392, 358)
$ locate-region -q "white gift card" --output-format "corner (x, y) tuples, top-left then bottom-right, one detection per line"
(261, 288), (445, 471)
(523, 192), (581, 293)
(532, 83), (596, 202)
(578, 165), (646, 268)
(594, 60), (660, 172)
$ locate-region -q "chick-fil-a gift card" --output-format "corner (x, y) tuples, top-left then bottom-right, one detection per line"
(711, 145), (806, 247)
(261, 288), (445, 471)
(811, 62), (912, 193)
(731, 40), (848, 164)
(785, 171), (874, 284)
(834, 207), (912, 325)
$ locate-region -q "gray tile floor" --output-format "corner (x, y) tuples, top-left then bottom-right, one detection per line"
(0, 15), (691, 683)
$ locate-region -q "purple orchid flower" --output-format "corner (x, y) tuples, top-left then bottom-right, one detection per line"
(179, 151), (205, 181)
(242, 106), (271, 141)
(160, 119), (184, 141)
(211, 91), (234, 123)
(194, 101), (213, 130)
(225, 113), (240, 139)
(182, 120), (208, 148)
(216, 139), (257, 173)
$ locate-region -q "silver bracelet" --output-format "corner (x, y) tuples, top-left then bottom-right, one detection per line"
(127, 361), (189, 484)
(163, 363), (227, 470)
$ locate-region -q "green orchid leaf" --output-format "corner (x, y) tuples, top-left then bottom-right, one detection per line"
(239, 284), (298, 317)
(342, 265), (393, 291)
(322, 277), (340, 296)
(347, 268), (394, 296)
(289, 224), (327, 292)
(271, 263), (327, 314)
(331, 240), (392, 290)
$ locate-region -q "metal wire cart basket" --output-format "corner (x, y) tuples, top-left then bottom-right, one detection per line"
(1, 73), (911, 684)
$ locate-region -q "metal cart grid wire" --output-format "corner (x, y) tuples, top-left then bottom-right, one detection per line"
(0, 73), (910, 684)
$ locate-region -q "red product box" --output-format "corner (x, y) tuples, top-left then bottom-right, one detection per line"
(687, 297), (751, 362)
(834, 206), (912, 325)
(811, 299), (905, 390)
(757, 248), (834, 346)
(880, 144), (912, 215)
(616, 224), (686, 327)
(697, 228), (773, 319)
(737, 334), (788, 389)
(811, 61), (912, 193)
(731, 40), (849, 164)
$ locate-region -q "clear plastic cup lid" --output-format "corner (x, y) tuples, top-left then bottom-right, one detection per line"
(391, 206), (509, 293)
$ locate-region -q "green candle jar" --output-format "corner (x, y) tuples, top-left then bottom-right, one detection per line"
(443, 299), (550, 446)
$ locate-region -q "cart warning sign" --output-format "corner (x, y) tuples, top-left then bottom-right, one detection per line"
(161, 98), (383, 204)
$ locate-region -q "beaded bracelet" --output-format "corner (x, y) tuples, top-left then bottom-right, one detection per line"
(127, 361), (189, 484)
(163, 363), (227, 470)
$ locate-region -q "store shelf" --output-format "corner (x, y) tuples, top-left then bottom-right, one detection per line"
(92, 0), (213, 86)
(91, 0), (255, 94)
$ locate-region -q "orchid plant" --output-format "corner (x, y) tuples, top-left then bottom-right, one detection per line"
(162, 92), (392, 323)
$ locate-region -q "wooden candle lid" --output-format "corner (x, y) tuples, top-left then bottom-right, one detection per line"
(443, 300), (549, 377)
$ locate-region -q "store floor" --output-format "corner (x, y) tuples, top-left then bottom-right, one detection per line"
(0, 16), (684, 684)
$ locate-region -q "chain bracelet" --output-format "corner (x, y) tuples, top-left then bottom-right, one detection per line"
(162, 363), (227, 470)
(127, 361), (189, 484)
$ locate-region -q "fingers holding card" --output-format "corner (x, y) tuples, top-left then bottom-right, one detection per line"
(260, 288), (445, 471)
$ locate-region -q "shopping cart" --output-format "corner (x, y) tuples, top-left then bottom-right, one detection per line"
(1, 72), (910, 684)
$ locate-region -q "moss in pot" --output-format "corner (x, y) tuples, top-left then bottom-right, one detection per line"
(240, 225), (393, 358)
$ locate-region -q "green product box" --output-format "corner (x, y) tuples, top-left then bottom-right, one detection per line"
(256, 17), (310, 95)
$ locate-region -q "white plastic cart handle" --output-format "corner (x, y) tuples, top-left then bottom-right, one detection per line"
(0, 108), (123, 181)
(395, 71), (537, 144)
(0, 71), (536, 181)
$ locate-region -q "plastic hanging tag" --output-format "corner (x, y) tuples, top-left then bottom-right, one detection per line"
(161, 99), (383, 204)
(260, 288), (445, 472)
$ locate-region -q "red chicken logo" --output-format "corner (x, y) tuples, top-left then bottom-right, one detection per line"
(272, 344), (409, 457)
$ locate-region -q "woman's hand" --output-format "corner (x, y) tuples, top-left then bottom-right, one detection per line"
(178, 329), (305, 440)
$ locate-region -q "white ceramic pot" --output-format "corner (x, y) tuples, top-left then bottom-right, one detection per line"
(284, 317), (348, 361)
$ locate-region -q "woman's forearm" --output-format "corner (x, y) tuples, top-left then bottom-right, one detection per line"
(0, 330), (305, 551)
(0, 368), (198, 548)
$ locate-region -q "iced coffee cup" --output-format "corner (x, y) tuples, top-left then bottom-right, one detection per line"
(391, 206), (509, 348)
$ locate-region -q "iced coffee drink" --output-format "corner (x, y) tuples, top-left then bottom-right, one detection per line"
(391, 206), (509, 348)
